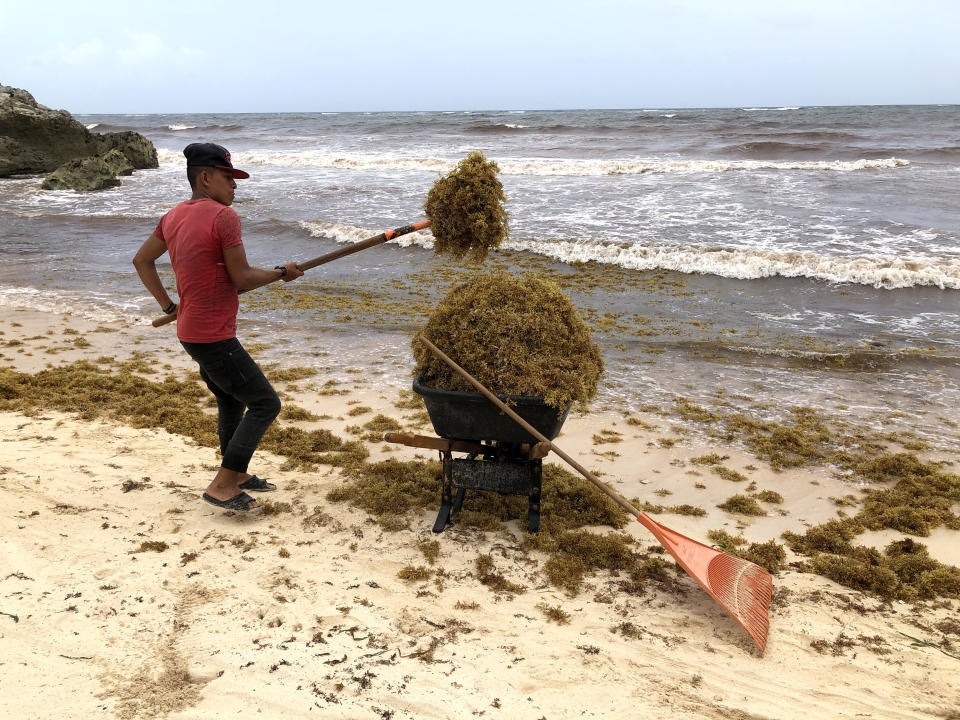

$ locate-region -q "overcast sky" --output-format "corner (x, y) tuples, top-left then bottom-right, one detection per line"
(1, 0), (958, 113)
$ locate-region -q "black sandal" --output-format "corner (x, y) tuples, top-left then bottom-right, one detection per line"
(238, 475), (277, 492)
(202, 491), (259, 512)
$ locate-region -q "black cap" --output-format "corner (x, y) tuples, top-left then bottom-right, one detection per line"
(183, 142), (249, 179)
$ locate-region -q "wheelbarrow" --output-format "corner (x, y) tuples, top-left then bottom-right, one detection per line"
(384, 374), (569, 533)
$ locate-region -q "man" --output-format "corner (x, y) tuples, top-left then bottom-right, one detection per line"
(133, 142), (303, 511)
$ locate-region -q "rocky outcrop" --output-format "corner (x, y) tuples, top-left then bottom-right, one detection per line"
(41, 149), (134, 191)
(93, 130), (156, 169)
(0, 84), (158, 190)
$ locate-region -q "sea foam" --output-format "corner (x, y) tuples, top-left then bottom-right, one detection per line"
(300, 220), (435, 251)
(299, 220), (958, 289)
(0, 287), (136, 322)
(512, 238), (960, 289)
(158, 149), (909, 177)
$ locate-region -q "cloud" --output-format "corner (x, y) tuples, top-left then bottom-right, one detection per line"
(27, 31), (204, 71)
(49, 39), (108, 66)
(116, 32), (169, 64)
(116, 31), (202, 65)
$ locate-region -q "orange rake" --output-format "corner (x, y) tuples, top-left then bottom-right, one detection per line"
(152, 220), (431, 328)
(418, 336), (772, 653)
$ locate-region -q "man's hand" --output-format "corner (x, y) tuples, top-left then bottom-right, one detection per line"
(279, 262), (304, 282)
(224, 246), (304, 290)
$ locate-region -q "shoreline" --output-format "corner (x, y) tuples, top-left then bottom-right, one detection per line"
(1, 306), (959, 718)
(3, 254), (959, 450)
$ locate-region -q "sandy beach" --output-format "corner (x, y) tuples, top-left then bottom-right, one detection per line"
(1, 307), (958, 720)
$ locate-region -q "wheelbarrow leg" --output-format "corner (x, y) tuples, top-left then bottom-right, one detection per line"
(433, 450), (454, 533)
(451, 487), (466, 516)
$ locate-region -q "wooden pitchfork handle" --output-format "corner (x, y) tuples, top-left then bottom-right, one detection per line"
(151, 220), (431, 328)
(418, 335), (773, 654)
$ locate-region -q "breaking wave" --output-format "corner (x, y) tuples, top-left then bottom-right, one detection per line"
(514, 238), (960, 289)
(298, 221), (958, 289)
(299, 220), (435, 251)
(0, 286), (137, 323)
(158, 149), (910, 176)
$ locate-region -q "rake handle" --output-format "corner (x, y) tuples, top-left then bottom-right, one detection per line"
(418, 336), (642, 519)
(151, 220), (431, 328)
(419, 335), (773, 654)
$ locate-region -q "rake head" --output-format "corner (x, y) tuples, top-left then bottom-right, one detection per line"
(637, 512), (772, 653)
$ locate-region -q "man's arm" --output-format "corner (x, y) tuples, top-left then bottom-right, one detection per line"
(132, 234), (177, 311)
(222, 245), (303, 292)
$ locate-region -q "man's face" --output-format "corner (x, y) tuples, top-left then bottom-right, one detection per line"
(205, 168), (237, 205)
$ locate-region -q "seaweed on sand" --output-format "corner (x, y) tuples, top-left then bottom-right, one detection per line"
(423, 151), (508, 263)
(475, 554), (525, 594)
(326, 458), (443, 531)
(326, 460), (626, 534)
(536, 602), (571, 624)
(737, 540), (787, 575)
(0, 361), (217, 441)
(413, 272), (603, 410)
(0, 361), (365, 469)
(807, 540), (960, 602)
(784, 455), (960, 600)
(720, 407), (835, 471)
(260, 425), (368, 470)
(528, 529), (636, 594)
(717, 494), (764, 516)
(327, 458), (654, 594)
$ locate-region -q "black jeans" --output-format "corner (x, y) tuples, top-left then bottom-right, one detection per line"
(180, 337), (281, 474)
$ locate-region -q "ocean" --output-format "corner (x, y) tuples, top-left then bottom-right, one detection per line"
(1, 105), (958, 444)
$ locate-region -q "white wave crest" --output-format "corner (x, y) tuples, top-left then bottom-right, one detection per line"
(296, 220), (958, 289)
(495, 157), (910, 176)
(0, 286), (137, 322)
(298, 220), (435, 251)
(156, 148), (909, 177)
(85, 123), (100, 129)
(166, 123), (197, 130)
(511, 238), (960, 289)
(157, 149), (183, 163)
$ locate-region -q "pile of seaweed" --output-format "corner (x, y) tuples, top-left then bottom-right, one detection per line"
(423, 150), (508, 263)
(413, 271), (603, 410)
(327, 458), (678, 596)
(0, 360), (367, 468)
(781, 453), (960, 601)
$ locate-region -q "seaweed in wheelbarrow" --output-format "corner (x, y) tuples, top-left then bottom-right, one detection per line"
(412, 271), (603, 412)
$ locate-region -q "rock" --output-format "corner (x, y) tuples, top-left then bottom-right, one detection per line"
(101, 148), (136, 176)
(41, 149), (134, 191)
(0, 85), (92, 175)
(93, 130), (157, 170)
(0, 83), (158, 190)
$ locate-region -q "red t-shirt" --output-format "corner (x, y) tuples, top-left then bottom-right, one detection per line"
(154, 199), (243, 342)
